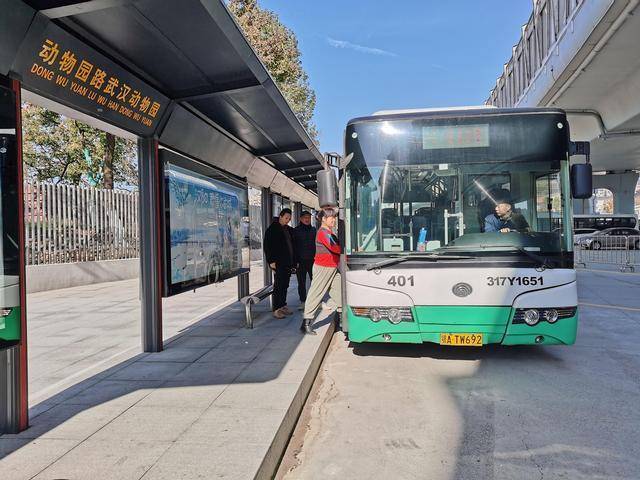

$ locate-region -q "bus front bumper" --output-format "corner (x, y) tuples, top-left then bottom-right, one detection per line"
(346, 306), (578, 346)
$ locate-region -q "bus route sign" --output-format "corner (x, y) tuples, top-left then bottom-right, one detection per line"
(422, 124), (490, 150)
(11, 16), (168, 136)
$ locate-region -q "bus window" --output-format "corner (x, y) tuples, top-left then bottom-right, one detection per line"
(536, 173), (562, 232)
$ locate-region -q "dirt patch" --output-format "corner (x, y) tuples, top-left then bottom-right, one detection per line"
(274, 333), (343, 479)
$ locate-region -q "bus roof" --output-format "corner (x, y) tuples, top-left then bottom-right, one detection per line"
(372, 105), (494, 115)
(348, 107), (567, 126)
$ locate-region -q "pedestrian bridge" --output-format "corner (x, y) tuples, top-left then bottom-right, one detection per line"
(486, 0), (640, 215)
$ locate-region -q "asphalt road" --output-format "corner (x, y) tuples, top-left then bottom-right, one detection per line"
(277, 270), (640, 480)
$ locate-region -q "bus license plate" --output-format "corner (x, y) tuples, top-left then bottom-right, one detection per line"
(440, 333), (483, 346)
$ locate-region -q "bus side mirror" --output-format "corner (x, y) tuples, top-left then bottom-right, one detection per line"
(570, 163), (592, 199)
(317, 168), (338, 207)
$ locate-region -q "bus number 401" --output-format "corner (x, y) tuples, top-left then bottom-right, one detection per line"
(387, 275), (415, 287)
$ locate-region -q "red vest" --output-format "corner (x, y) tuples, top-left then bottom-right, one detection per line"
(314, 227), (340, 268)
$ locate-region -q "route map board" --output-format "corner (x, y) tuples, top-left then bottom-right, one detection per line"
(164, 161), (249, 296)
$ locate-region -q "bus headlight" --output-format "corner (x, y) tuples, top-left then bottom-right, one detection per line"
(351, 307), (414, 323)
(388, 308), (402, 324)
(523, 309), (540, 326)
(543, 309), (559, 323)
(513, 307), (576, 326)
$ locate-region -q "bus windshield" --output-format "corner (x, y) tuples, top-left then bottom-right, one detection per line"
(344, 113), (570, 256)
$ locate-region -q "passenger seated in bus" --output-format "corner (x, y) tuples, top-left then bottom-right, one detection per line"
(484, 197), (530, 233)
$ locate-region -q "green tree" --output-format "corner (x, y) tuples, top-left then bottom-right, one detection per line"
(228, 0), (318, 142)
(22, 103), (138, 188)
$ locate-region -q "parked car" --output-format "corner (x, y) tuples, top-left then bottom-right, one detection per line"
(578, 228), (640, 250)
(573, 228), (597, 245)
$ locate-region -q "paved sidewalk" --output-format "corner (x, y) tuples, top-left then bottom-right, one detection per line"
(1, 280), (335, 479)
(26, 266), (264, 406)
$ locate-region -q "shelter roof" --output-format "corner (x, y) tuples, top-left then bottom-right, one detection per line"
(6, 0), (323, 196)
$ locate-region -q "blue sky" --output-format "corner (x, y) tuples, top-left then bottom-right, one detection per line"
(260, 0), (533, 154)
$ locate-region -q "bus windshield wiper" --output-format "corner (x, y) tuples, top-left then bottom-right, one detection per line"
(438, 244), (557, 269)
(471, 245), (556, 270)
(512, 247), (556, 270)
(365, 253), (474, 271)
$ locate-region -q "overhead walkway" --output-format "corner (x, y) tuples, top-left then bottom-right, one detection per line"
(486, 0), (640, 214)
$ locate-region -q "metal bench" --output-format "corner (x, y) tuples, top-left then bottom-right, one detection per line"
(240, 285), (274, 329)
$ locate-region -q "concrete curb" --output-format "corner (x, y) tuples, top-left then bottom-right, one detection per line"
(254, 317), (336, 480)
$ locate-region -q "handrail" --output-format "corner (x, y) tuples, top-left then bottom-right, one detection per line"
(240, 284), (274, 329)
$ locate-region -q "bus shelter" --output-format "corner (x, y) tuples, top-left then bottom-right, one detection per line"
(0, 0), (323, 433)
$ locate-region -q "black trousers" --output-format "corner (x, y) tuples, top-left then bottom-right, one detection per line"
(272, 264), (291, 311)
(296, 259), (314, 302)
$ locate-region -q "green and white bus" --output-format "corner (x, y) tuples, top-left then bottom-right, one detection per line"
(336, 107), (590, 346)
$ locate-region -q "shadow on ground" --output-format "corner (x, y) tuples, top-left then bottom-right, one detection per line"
(0, 292), (313, 462)
(351, 341), (564, 363)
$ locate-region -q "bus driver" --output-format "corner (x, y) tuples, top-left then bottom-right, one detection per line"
(484, 195), (530, 233)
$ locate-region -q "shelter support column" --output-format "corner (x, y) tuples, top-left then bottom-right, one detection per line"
(0, 76), (28, 433)
(138, 137), (163, 352)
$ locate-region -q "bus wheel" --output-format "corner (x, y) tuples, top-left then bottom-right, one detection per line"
(592, 241), (602, 250)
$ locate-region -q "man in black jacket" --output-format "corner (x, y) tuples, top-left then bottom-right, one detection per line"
(263, 208), (294, 319)
(293, 211), (316, 310)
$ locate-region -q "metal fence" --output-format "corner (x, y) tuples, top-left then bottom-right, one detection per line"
(24, 181), (139, 265)
(574, 235), (640, 272)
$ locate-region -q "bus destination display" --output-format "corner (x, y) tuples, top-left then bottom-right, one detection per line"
(422, 124), (489, 150)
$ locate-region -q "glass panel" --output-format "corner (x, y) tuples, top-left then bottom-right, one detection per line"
(535, 173), (562, 232)
(272, 194), (282, 219)
(164, 162), (249, 295)
(248, 187), (264, 289)
(0, 86), (22, 344)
